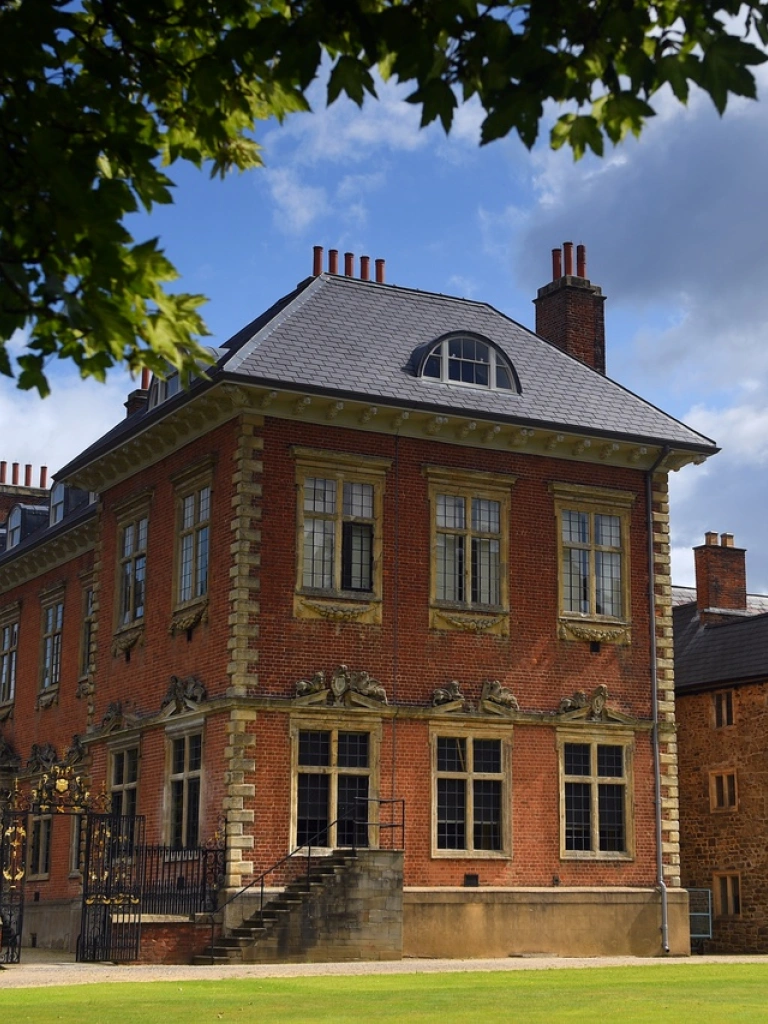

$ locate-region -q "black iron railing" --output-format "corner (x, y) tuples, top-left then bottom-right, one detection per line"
(142, 844), (225, 915)
(209, 797), (405, 962)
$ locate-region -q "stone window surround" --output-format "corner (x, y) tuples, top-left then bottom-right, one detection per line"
(78, 573), (95, 682)
(109, 737), (141, 819)
(169, 456), (216, 624)
(713, 689), (735, 729)
(550, 481), (635, 645)
(0, 600), (20, 707)
(289, 712), (382, 852)
(429, 721), (512, 860)
(423, 465), (516, 637)
(709, 769), (738, 813)
(39, 582), (65, 697)
(112, 489), (153, 648)
(713, 872), (741, 918)
(28, 812), (53, 880)
(164, 715), (204, 849)
(291, 447), (391, 626)
(556, 727), (635, 862)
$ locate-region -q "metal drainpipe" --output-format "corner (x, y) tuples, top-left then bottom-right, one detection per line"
(647, 445), (671, 953)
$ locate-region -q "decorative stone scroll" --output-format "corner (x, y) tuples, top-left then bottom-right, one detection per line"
(294, 665), (387, 708)
(161, 674), (207, 715)
(111, 625), (144, 658)
(36, 689), (59, 710)
(168, 599), (208, 637)
(558, 620), (630, 645)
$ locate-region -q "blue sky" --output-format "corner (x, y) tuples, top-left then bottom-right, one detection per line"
(3, 71), (768, 590)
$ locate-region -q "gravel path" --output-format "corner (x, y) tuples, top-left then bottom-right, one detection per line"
(3, 952), (768, 989)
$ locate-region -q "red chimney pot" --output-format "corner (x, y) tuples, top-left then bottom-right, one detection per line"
(375, 259), (385, 284)
(313, 245), (324, 276)
(576, 244), (587, 278)
(344, 252), (354, 277)
(12, 463), (19, 485)
(360, 256), (370, 281)
(328, 249), (339, 275)
(563, 241), (574, 276)
(552, 248), (562, 281)
(40, 466), (48, 488)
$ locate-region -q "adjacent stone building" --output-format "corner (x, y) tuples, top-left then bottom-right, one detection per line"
(675, 533), (768, 952)
(1, 244), (717, 962)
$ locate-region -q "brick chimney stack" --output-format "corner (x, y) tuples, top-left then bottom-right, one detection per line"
(694, 532), (747, 624)
(534, 242), (606, 374)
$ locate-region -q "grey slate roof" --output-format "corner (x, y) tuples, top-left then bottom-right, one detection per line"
(219, 273), (716, 451)
(674, 601), (768, 691)
(58, 271), (717, 483)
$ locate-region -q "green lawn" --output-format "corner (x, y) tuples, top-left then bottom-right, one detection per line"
(3, 964), (768, 1023)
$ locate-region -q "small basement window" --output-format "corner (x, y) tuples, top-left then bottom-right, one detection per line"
(418, 334), (518, 392)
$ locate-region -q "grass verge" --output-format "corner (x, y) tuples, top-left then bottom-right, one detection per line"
(3, 963), (768, 1023)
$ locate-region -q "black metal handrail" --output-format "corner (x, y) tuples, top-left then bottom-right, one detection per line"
(209, 797), (405, 963)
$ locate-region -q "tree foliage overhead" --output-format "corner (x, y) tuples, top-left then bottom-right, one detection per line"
(2, 0), (766, 394)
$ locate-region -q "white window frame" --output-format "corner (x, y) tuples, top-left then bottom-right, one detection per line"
(420, 334), (516, 392)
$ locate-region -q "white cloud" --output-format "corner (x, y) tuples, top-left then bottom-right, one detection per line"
(0, 372), (129, 478)
(264, 168), (329, 234)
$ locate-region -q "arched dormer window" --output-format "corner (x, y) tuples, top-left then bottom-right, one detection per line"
(50, 481), (66, 525)
(417, 334), (518, 392)
(148, 371), (181, 410)
(7, 507), (21, 549)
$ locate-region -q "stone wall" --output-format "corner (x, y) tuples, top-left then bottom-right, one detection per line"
(403, 887), (690, 958)
(241, 850), (403, 963)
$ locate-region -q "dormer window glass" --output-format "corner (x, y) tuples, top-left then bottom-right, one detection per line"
(50, 482), (66, 525)
(7, 508), (21, 549)
(421, 336), (515, 391)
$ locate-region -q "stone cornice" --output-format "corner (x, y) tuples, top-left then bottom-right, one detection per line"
(61, 381), (711, 494)
(0, 517), (96, 595)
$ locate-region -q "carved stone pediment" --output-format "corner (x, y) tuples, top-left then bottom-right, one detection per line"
(63, 734), (86, 766)
(431, 681), (467, 713)
(556, 685), (631, 724)
(27, 742), (58, 773)
(480, 680), (519, 717)
(293, 665), (387, 707)
(102, 700), (125, 733)
(0, 736), (21, 771)
(161, 674), (207, 716)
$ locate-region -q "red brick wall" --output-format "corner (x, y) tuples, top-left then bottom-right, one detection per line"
(534, 283), (605, 373)
(257, 418), (652, 714)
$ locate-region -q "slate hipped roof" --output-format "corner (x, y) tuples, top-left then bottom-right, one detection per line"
(58, 270), (717, 481)
(219, 274), (716, 451)
(674, 601), (768, 691)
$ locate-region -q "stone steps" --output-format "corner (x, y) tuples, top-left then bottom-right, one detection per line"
(193, 851), (357, 966)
